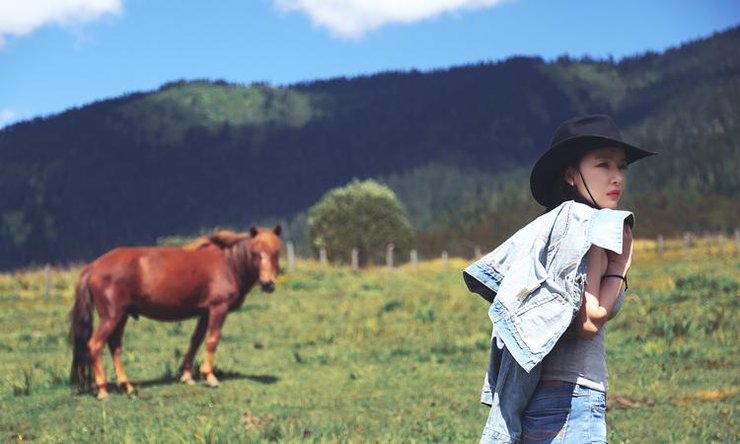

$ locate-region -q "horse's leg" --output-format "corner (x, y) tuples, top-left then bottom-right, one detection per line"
(88, 313), (124, 400)
(107, 316), (135, 395)
(199, 304), (229, 388)
(179, 314), (208, 385)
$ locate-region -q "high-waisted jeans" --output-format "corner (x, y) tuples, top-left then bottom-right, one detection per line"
(521, 381), (607, 444)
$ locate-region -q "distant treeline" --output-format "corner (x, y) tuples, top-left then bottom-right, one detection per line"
(0, 26), (738, 269)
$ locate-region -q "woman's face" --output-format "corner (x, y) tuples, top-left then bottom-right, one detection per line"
(564, 147), (627, 209)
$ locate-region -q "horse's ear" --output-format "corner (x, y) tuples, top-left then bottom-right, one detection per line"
(249, 225), (259, 237)
(274, 224), (282, 236)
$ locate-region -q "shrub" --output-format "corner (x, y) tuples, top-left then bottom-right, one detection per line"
(307, 180), (414, 266)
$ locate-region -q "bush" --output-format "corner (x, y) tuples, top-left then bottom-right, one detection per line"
(307, 180), (414, 266)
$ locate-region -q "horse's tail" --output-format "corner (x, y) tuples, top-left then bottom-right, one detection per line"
(69, 266), (94, 394)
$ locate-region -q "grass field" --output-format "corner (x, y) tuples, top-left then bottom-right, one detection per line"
(0, 240), (737, 443)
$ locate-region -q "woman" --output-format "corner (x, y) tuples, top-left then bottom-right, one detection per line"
(464, 114), (656, 443)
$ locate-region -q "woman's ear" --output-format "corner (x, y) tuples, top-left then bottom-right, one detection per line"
(563, 167), (576, 187)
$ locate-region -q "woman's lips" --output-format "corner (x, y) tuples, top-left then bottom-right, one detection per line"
(607, 190), (621, 198)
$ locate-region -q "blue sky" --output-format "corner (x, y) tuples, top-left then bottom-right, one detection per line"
(1, 0), (738, 128)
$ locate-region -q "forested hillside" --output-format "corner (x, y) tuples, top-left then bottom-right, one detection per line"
(1, 27), (738, 269)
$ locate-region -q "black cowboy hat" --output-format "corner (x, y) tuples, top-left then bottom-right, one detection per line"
(529, 114), (657, 207)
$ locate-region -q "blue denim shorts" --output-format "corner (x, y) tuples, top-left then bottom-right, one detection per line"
(521, 381), (607, 444)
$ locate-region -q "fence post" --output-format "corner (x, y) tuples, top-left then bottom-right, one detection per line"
(441, 251), (448, 270)
(735, 228), (740, 256)
(319, 248), (327, 267)
(44, 264), (51, 300)
(474, 246), (482, 260)
(386, 243), (395, 269)
(683, 232), (692, 257)
(351, 248), (359, 270)
(705, 232), (712, 256)
(286, 242), (296, 272)
(410, 249), (418, 271)
(657, 234), (664, 258)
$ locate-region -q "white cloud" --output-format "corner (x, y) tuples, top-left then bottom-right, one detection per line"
(0, 107), (20, 128)
(273, 0), (508, 39)
(0, 0), (122, 46)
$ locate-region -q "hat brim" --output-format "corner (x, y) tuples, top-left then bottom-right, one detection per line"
(530, 135), (657, 208)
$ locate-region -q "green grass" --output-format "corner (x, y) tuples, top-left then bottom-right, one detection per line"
(0, 251), (737, 443)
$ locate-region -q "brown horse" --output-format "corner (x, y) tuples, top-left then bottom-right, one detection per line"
(70, 225), (282, 399)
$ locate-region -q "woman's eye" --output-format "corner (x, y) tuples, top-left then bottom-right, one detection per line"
(619, 164), (628, 170)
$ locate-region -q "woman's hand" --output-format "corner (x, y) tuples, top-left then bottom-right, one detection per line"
(605, 223), (633, 275)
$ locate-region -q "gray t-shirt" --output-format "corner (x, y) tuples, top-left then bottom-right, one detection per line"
(541, 290), (625, 392)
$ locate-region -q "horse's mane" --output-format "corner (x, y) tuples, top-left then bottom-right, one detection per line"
(183, 230), (250, 251)
(182, 230), (254, 290)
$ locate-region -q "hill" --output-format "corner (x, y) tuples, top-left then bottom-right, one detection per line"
(0, 26), (738, 268)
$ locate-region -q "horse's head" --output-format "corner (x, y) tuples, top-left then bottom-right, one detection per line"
(248, 225), (282, 293)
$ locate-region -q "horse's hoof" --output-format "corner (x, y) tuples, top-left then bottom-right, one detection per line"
(118, 382), (136, 395)
(204, 374), (220, 388)
(180, 371), (195, 385)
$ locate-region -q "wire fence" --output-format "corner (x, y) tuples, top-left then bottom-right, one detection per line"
(283, 229), (740, 272)
(22, 229), (739, 294)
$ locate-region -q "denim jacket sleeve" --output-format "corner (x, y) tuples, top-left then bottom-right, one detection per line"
(588, 207), (634, 254)
(487, 249), (574, 372)
(462, 209), (558, 303)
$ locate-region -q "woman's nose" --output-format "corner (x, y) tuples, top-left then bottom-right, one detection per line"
(612, 170), (625, 185)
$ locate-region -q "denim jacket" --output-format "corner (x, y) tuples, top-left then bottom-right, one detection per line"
(463, 200), (632, 443)
(464, 200), (632, 371)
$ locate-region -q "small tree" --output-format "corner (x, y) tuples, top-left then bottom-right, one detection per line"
(308, 180), (414, 266)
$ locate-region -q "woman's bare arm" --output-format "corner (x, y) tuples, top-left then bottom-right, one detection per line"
(577, 225), (632, 339)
